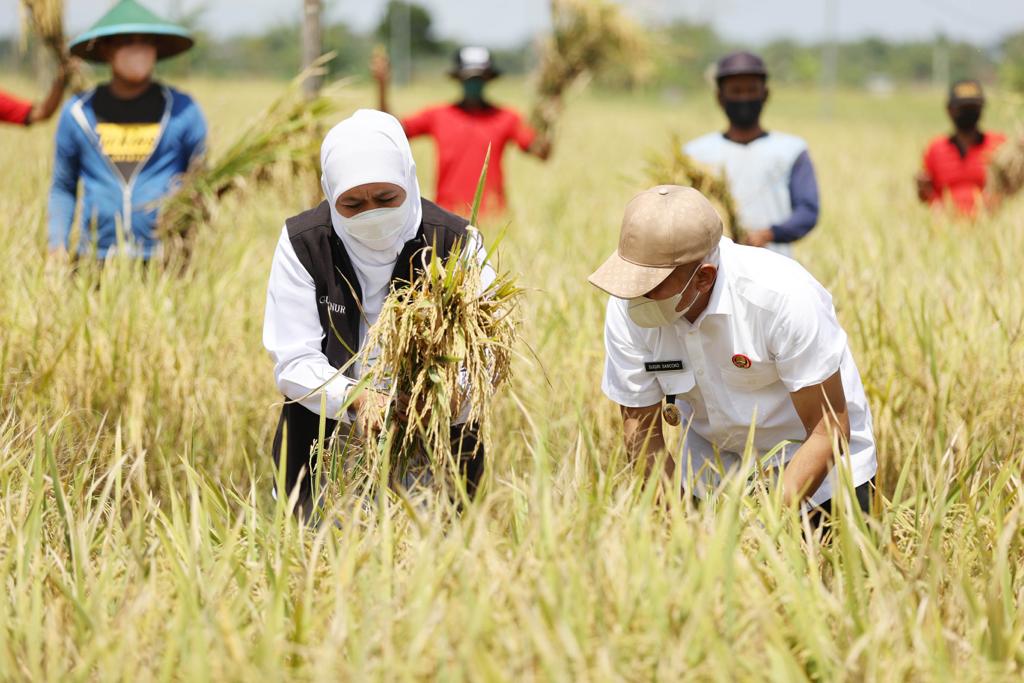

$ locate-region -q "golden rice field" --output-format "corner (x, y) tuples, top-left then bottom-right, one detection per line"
(0, 73), (1022, 681)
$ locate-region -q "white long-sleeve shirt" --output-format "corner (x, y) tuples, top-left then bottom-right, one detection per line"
(262, 225), (495, 422)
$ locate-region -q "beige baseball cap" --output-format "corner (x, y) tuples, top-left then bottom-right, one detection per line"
(588, 185), (723, 299)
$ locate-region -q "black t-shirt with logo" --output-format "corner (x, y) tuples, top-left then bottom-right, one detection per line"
(92, 83), (166, 183)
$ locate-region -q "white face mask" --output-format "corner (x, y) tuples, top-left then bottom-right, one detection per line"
(627, 266), (704, 328)
(335, 198), (411, 249)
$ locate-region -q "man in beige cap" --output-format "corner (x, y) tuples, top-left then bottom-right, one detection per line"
(589, 185), (876, 521)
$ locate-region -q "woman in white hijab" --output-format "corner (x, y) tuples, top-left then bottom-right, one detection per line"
(263, 109), (491, 514)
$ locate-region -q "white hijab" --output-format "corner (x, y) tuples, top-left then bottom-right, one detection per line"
(320, 109), (423, 303)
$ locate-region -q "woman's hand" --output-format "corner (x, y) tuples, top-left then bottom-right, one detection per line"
(353, 389), (392, 437)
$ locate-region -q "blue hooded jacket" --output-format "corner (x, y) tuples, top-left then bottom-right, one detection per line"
(47, 84), (207, 259)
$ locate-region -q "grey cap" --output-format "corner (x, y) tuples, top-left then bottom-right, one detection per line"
(715, 51), (768, 81)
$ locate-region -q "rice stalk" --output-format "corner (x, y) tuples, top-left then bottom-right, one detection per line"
(988, 128), (1024, 198)
(19, 0), (85, 92)
(646, 133), (743, 241)
(352, 156), (522, 495)
(530, 0), (650, 141)
(355, 237), (523, 495)
(19, 0), (63, 57)
(157, 56), (340, 256)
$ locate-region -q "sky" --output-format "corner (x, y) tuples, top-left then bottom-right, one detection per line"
(2, 0), (1022, 47)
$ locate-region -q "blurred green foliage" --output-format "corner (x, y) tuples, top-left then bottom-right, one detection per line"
(1, 10), (1020, 93)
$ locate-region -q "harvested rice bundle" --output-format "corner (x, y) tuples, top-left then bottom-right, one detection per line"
(357, 234), (524, 492)
(158, 62), (338, 251)
(988, 129), (1024, 197)
(646, 135), (743, 242)
(19, 0), (64, 57)
(19, 0), (84, 91)
(530, 0), (649, 142)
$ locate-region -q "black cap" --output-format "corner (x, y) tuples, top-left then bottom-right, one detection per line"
(948, 79), (985, 105)
(715, 51), (768, 81)
(448, 46), (501, 79)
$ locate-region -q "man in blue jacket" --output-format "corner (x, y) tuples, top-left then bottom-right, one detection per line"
(48, 0), (206, 262)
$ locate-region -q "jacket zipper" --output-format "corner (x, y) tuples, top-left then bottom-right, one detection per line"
(70, 86), (173, 254)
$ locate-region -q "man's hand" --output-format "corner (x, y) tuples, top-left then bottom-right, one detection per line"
(370, 48), (391, 85)
(740, 228), (774, 248)
(621, 403), (671, 480)
(529, 135), (553, 161)
(915, 171), (935, 202)
(370, 47), (392, 114)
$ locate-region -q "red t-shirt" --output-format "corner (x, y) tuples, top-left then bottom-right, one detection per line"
(0, 89), (33, 126)
(402, 103), (536, 216)
(922, 132), (1006, 215)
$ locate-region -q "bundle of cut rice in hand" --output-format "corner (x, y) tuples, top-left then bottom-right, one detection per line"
(530, 0), (649, 143)
(158, 61), (338, 255)
(19, 0), (84, 91)
(647, 134), (743, 242)
(354, 233), (524, 496)
(988, 128), (1024, 198)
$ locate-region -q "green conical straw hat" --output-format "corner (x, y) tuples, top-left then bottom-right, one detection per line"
(70, 0), (194, 63)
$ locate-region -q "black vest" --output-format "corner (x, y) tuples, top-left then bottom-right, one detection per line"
(284, 197), (471, 374)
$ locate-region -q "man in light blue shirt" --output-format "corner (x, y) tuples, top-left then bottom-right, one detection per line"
(685, 52), (819, 259)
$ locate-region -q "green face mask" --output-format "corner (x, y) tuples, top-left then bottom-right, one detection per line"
(462, 77), (486, 102)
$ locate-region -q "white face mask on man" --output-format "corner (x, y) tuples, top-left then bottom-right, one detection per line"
(626, 264), (704, 328)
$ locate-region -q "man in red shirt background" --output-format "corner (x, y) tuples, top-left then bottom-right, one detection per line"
(1, 63), (68, 127)
(916, 79), (1006, 216)
(373, 46), (551, 217)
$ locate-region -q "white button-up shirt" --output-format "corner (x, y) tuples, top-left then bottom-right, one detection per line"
(601, 238), (876, 505)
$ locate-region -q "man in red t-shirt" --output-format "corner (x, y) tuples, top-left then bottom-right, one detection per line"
(373, 46), (550, 216)
(1, 64), (68, 127)
(916, 79), (1006, 216)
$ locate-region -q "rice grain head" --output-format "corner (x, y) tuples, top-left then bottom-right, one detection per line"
(531, 0), (651, 140)
(988, 128), (1024, 198)
(158, 59), (340, 259)
(355, 234), (524, 496)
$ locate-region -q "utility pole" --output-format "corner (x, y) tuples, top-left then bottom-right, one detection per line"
(390, 1), (412, 85)
(932, 31), (950, 91)
(821, 0), (839, 118)
(301, 0), (323, 99)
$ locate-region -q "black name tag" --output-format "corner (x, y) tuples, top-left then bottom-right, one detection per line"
(645, 360), (685, 372)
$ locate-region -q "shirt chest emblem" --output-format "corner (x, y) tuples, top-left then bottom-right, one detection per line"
(731, 354), (752, 369)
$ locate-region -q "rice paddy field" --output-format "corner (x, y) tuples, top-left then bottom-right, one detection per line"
(1, 73), (1022, 681)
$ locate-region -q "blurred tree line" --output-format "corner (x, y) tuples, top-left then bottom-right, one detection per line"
(1, 1), (1021, 93)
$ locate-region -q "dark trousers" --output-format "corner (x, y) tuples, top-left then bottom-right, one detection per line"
(272, 402), (485, 512)
(806, 478), (874, 530)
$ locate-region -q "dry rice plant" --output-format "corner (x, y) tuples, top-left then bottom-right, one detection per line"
(530, 0), (649, 141)
(19, 0), (85, 91)
(157, 61), (339, 252)
(357, 234), (524, 493)
(647, 134), (743, 241)
(19, 0), (63, 58)
(988, 129), (1024, 197)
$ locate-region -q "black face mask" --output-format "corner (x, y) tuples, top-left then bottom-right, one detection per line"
(952, 107), (981, 132)
(723, 98), (764, 129)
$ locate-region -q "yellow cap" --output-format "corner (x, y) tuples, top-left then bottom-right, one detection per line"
(588, 185), (723, 299)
